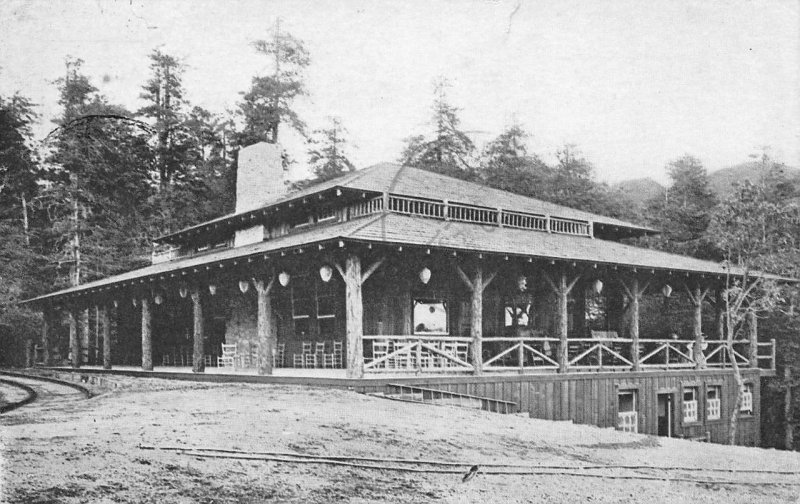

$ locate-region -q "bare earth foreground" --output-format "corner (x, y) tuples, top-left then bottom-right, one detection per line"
(2, 376), (800, 503)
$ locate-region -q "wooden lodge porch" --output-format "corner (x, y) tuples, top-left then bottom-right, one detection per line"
(33, 243), (777, 379)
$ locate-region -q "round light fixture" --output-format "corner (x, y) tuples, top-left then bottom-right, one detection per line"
(278, 271), (291, 287)
(238, 280), (250, 294)
(517, 275), (528, 292)
(179, 286), (188, 298)
(593, 279), (604, 294)
(419, 267), (432, 285)
(662, 284), (673, 298)
(208, 284), (217, 295)
(319, 264), (333, 283)
(154, 294), (164, 305)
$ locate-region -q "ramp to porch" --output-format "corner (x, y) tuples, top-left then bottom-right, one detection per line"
(372, 383), (517, 414)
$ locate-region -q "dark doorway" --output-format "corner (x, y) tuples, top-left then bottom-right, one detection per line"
(657, 393), (673, 437)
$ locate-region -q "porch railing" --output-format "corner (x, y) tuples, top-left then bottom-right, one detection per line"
(362, 335), (776, 374)
(363, 335), (473, 373)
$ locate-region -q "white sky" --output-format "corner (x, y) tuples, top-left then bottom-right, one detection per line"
(1, 0), (798, 184)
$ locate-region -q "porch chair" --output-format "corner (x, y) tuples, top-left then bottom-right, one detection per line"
(250, 343), (260, 369)
(238, 341), (252, 368)
(322, 341), (336, 368)
(161, 353), (171, 366)
(332, 341), (343, 368)
(273, 343), (285, 368)
(308, 342), (325, 368)
(293, 342), (313, 368)
(218, 343), (237, 368)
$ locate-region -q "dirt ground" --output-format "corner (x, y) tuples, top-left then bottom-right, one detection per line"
(2, 375), (800, 503)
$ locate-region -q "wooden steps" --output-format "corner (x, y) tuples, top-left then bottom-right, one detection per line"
(372, 383), (517, 414)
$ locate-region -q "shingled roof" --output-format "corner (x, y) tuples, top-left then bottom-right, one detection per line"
(24, 212), (783, 306)
(156, 163), (656, 244)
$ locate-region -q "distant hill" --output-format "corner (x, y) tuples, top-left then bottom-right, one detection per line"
(614, 163), (800, 205)
(708, 162), (800, 198)
(612, 177), (664, 208)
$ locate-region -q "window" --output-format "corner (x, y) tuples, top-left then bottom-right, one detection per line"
(289, 212), (312, 229)
(683, 387), (699, 423)
(707, 385), (722, 420)
(290, 274), (338, 338)
(504, 301), (530, 328)
(741, 383), (754, 414)
(617, 390), (638, 433)
(413, 299), (448, 335)
(317, 206), (337, 223)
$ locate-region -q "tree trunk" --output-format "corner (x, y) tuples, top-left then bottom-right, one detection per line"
(102, 305), (112, 370)
(255, 279), (275, 376)
(41, 310), (50, 366)
(69, 309), (80, 369)
(471, 265), (483, 375)
(557, 273), (569, 373)
(692, 287), (706, 369)
(191, 288), (205, 373)
(344, 254), (364, 379)
(630, 277), (640, 372)
(786, 367), (794, 450)
(81, 308), (90, 365)
(141, 297), (153, 371)
(21, 193), (30, 246)
(747, 310), (758, 367)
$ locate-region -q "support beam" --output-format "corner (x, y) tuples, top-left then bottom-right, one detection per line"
(686, 285), (710, 369)
(254, 277), (276, 375)
(40, 309), (50, 366)
(343, 254), (364, 379)
(544, 270), (581, 373)
(191, 288), (205, 373)
(715, 287), (725, 340)
(102, 304), (112, 370)
(81, 308), (90, 365)
(629, 277), (640, 372)
(69, 309), (80, 369)
(470, 265), (484, 375)
(141, 297), (153, 371)
(747, 310), (758, 367)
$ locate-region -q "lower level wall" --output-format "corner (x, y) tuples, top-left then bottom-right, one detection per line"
(354, 369), (762, 446)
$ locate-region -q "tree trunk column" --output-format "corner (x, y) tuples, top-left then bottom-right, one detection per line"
(557, 273), (569, 373)
(691, 287), (707, 369)
(102, 305), (112, 370)
(41, 309), (50, 366)
(81, 308), (90, 365)
(629, 277), (640, 372)
(255, 278), (276, 376)
(344, 254), (364, 379)
(191, 288), (205, 373)
(747, 310), (758, 367)
(141, 297), (153, 371)
(471, 265), (484, 375)
(69, 309), (80, 369)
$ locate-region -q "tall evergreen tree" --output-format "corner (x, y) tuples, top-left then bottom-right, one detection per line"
(238, 20), (310, 146)
(400, 78), (476, 180)
(307, 117), (355, 182)
(645, 155), (718, 258)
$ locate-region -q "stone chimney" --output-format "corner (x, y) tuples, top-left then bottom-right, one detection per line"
(236, 142), (287, 214)
(233, 142), (287, 247)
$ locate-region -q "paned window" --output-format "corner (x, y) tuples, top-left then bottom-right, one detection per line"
(617, 390), (638, 433)
(741, 383), (754, 414)
(413, 299), (448, 335)
(707, 385), (721, 420)
(683, 387), (699, 423)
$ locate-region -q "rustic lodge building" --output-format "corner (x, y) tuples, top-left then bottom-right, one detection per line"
(26, 142), (779, 445)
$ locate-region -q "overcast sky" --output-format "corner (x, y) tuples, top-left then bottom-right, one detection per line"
(1, 0), (798, 184)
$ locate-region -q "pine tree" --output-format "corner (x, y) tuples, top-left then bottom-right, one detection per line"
(238, 20), (309, 146)
(400, 78), (476, 180)
(307, 117), (355, 182)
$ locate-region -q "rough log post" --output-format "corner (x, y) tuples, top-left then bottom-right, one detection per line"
(191, 288), (205, 373)
(785, 367), (794, 450)
(24, 339), (32, 367)
(141, 297), (153, 371)
(69, 309), (80, 368)
(254, 277), (276, 376)
(747, 310), (758, 367)
(629, 277), (640, 372)
(691, 287), (708, 369)
(557, 273), (569, 373)
(81, 308), (90, 365)
(715, 287), (725, 340)
(102, 305), (112, 370)
(41, 309), (50, 366)
(471, 265), (484, 375)
(344, 254), (364, 379)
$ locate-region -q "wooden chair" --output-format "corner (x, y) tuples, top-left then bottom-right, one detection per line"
(333, 341), (343, 368)
(294, 342), (313, 368)
(274, 343), (285, 368)
(218, 343), (236, 368)
(250, 343), (260, 369)
(238, 342), (252, 368)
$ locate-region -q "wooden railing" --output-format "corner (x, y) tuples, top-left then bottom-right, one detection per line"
(362, 335), (776, 374)
(363, 335), (473, 373)
(482, 336), (559, 371)
(349, 196), (384, 218)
